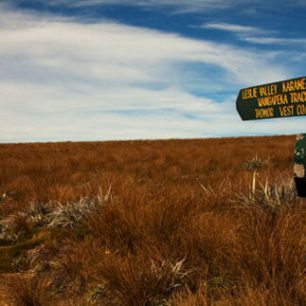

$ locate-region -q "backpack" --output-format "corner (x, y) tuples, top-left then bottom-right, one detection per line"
(294, 138), (306, 164)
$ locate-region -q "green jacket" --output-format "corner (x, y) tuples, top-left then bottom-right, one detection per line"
(294, 136), (306, 165)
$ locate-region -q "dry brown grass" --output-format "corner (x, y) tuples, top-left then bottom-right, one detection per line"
(0, 135), (305, 305)
(1, 273), (49, 306)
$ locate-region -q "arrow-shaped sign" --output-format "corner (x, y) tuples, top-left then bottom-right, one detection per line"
(236, 76), (306, 120)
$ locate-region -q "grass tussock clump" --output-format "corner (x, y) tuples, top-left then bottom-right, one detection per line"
(236, 173), (298, 209)
(233, 204), (306, 303)
(0, 136), (305, 305)
(241, 155), (272, 171)
(1, 273), (50, 306)
(96, 255), (191, 306)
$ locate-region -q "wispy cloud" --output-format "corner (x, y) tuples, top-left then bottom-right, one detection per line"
(202, 22), (260, 35)
(202, 21), (306, 47)
(47, 0), (235, 11)
(1, 4), (304, 143)
(46, 0), (306, 10)
(242, 36), (306, 45)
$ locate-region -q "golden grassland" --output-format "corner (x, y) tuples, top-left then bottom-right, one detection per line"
(0, 136), (305, 305)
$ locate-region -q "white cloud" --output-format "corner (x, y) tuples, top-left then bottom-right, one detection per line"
(202, 22), (306, 48)
(48, 0), (306, 11)
(202, 22), (260, 34)
(242, 36), (306, 45)
(0, 5), (303, 143)
(0, 12), (286, 85)
(49, 0), (305, 12)
(48, 0), (234, 11)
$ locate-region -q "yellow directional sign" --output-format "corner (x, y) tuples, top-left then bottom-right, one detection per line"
(236, 76), (306, 120)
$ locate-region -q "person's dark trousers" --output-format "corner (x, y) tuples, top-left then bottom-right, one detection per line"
(294, 177), (306, 197)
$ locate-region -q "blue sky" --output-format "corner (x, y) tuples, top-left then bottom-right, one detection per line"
(1, 0), (306, 142)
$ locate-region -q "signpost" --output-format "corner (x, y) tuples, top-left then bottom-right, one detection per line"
(236, 76), (306, 121)
(236, 76), (306, 197)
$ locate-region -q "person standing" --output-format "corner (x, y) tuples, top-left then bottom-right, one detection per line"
(294, 134), (306, 197)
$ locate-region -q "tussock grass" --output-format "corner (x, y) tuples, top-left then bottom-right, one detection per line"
(1, 273), (49, 306)
(0, 136), (305, 305)
(235, 173), (298, 210)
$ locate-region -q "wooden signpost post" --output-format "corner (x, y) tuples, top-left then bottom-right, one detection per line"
(236, 76), (306, 197)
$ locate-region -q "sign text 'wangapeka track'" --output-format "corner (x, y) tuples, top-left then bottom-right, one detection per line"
(236, 76), (306, 120)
